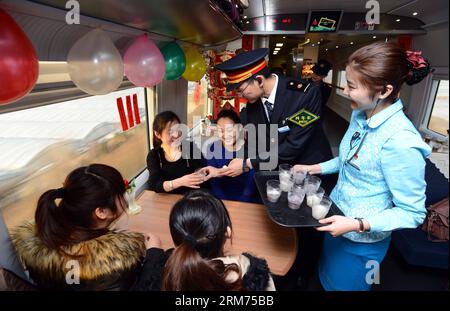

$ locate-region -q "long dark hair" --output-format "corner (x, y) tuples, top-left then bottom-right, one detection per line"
(347, 41), (432, 103)
(161, 190), (243, 291)
(152, 111), (181, 148)
(35, 164), (126, 251)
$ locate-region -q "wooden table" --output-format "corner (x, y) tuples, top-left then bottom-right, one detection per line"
(118, 190), (297, 276)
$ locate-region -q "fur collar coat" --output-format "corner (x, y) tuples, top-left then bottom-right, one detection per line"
(10, 222), (146, 290)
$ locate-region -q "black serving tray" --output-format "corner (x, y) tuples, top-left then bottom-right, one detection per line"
(254, 171), (344, 227)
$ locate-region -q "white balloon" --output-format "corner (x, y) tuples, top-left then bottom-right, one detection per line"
(68, 29), (124, 95)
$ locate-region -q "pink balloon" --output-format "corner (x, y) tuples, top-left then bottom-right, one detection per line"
(124, 34), (165, 87)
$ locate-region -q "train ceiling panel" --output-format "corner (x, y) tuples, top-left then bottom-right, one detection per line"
(27, 0), (242, 46)
(244, 0), (449, 23)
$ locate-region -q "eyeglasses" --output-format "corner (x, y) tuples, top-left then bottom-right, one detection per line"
(235, 81), (252, 96)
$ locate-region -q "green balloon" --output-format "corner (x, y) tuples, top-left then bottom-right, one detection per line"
(161, 42), (186, 80)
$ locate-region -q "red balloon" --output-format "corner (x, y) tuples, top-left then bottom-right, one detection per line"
(0, 8), (39, 105)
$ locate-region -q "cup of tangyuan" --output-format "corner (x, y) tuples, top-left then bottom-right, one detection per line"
(266, 179), (282, 203)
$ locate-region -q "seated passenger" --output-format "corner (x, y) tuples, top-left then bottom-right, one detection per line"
(206, 109), (259, 203)
(147, 111), (208, 194)
(11, 164), (161, 290)
(136, 190), (275, 291)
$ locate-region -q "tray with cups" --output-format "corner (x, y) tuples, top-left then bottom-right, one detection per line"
(254, 165), (344, 227)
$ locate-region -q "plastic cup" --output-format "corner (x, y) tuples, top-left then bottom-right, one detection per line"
(312, 195), (333, 220)
(304, 175), (322, 194)
(279, 164), (293, 192)
(266, 179), (282, 203)
(288, 184), (305, 209)
(306, 187), (325, 207)
(293, 170), (307, 185)
(195, 168), (207, 176)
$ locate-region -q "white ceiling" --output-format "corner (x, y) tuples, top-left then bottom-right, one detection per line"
(244, 0), (449, 24)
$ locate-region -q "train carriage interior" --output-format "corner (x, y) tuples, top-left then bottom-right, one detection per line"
(0, 0), (448, 294)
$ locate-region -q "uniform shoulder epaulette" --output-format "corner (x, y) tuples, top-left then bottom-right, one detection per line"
(287, 80), (311, 93)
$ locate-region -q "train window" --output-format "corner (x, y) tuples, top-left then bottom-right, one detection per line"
(187, 77), (212, 129)
(323, 70), (333, 84)
(425, 79), (449, 137)
(0, 87), (151, 229)
(336, 70), (349, 98)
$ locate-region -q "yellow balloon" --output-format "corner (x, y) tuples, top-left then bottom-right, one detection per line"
(182, 47), (206, 81)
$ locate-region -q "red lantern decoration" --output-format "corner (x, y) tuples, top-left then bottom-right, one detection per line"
(0, 8), (39, 105)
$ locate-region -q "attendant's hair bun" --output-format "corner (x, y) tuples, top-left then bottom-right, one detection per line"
(405, 51), (433, 85)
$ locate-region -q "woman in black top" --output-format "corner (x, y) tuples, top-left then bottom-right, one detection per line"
(147, 111), (208, 194)
(133, 190), (275, 291)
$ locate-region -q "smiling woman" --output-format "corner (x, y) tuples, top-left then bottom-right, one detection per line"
(0, 87), (149, 231)
(9, 164), (152, 290)
(294, 41), (433, 291)
(146, 111), (208, 194)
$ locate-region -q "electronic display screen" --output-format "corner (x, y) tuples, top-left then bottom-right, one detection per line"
(307, 11), (342, 32)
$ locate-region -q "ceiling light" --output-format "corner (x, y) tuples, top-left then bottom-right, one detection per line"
(246, 21), (250, 24)
(412, 12), (418, 16)
(336, 45), (339, 48)
(325, 48), (328, 51)
(350, 41), (354, 45)
(283, 36), (286, 39)
(243, 15), (248, 19)
(276, 43), (284, 47)
(275, 47), (281, 51)
(317, 41), (320, 44)
(372, 35), (377, 39)
(396, 18), (401, 22)
(312, 44), (315, 47)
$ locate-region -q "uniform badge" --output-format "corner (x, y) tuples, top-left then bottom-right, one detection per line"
(287, 109), (320, 127)
(287, 80), (311, 93)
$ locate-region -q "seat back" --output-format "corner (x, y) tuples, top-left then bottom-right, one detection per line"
(391, 158), (449, 270)
(424, 158), (449, 206)
(0, 268), (35, 291)
(0, 213), (32, 285)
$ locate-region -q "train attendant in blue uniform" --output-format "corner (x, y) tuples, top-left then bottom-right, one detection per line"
(294, 41), (432, 291)
(214, 48), (334, 289)
(310, 59), (333, 111)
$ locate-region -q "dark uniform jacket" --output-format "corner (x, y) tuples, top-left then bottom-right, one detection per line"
(318, 81), (332, 108)
(240, 75), (333, 169)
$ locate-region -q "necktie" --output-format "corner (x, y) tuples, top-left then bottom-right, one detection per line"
(264, 101), (273, 120)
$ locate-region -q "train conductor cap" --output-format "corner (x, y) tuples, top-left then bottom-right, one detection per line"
(312, 59), (332, 76)
(215, 48), (269, 91)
